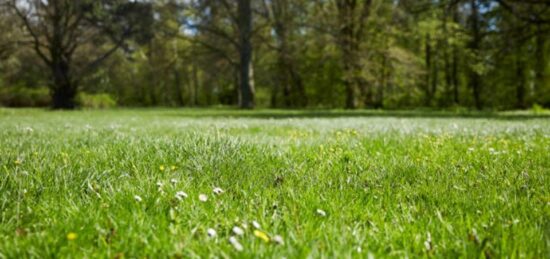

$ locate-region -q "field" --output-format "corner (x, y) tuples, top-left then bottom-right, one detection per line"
(1, 108), (549, 258)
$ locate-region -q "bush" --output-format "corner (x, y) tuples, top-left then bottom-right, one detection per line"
(0, 86), (51, 107)
(77, 92), (117, 109)
(531, 103), (549, 114)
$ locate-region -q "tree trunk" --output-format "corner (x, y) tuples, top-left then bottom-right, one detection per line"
(432, 47), (439, 106)
(534, 24), (546, 103)
(270, 74), (279, 107)
(277, 41), (292, 107)
(238, 0), (255, 109)
(425, 33), (432, 106)
(443, 10), (452, 106)
(271, 0), (306, 108)
(516, 56), (526, 109)
(469, 0), (483, 110)
(340, 23), (360, 109)
(452, 5), (460, 105)
(49, 3), (76, 110)
(192, 64), (199, 106)
(49, 48), (75, 109)
(51, 80), (77, 109)
(374, 53), (388, 108)
(276, 51), (306, 108)
(452, 47), (459, 105)
(173, 68), (185, 106)
(289, 65), (307, 107)
(234, 67), (241, 106)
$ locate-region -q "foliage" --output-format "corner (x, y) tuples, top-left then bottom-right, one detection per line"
(76, 93), (117, 109)
(0, 0), (549, 109)
(0, 86), (50, 107)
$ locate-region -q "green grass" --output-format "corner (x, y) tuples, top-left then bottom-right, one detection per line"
(1, 108), (549, 258)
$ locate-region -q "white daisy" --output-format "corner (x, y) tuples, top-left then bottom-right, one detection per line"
(424, 232), (432, 251)
(199, 194), (208, 202)
(316, 209), (326, 217)
(207, 228), (217, 237)
(232, 226), (244, 236)
(252, 220), (261, 229)
(229, 236), (243, 251)
(134, 195), (143, 202)
(175, 191), (188, 201)
(272, 235), (284, 245)
(213, 187), (224, 195)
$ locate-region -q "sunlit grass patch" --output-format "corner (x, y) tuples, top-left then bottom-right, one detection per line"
(0, 109), (549, 257)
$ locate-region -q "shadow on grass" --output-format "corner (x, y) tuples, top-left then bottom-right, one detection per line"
(160, 108), (550, 120)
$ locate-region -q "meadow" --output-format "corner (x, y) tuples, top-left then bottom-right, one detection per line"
(0, 108), (549, 258)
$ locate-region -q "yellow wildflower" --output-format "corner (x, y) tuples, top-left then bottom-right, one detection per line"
(171, 165), (176, 170)
(159, 165), (165, 171)
(67, 232), (78, 241)
(254, 230), (270, 243)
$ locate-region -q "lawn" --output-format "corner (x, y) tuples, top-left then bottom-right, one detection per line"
(1, 108), (549, 258)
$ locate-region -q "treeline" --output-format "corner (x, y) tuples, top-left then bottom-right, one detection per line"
(0, 0), (549, 110)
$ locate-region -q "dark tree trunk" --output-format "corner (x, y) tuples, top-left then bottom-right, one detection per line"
(271, 0), (307, 108)
(282, 66), (292, 107)
(534, 24), (546, 102)
(276, 34), (292, 107)
(275, 34), (303, 107)
(452, 5), (460, 105)
(173, 68), (185, 106)
(233, 67), (240, 106)
(452, 46), (460, 105)
(192, 64), (199, 106)
(425, 33), (432, 106)
(51, 79), (77, 109)
(238, 0), (255, 109)
(289, 66), (307, 107)
(516, 56), (526, 109)
(471, 72), (482, 110)
(50, 25), (76, 109)
(49, 2), (77, 110)
(270, 75), (279, 108)
(432, 50), (439, 106)
(443, 9), (452, 107)
(469, 0), (483, 110)
(374, 53), (388, 109)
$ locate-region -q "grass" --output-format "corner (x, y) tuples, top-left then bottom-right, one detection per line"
(1, 108), (549, 258)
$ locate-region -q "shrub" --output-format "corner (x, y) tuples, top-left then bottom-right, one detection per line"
(531, 103), (549, 114)
(0, 86), (51, 107)
(77, 92), (117, 109)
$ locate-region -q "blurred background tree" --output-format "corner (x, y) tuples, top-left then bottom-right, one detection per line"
(0, 0), (548, 110)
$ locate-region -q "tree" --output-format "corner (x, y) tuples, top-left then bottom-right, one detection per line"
(238, 0), (255, 108)
(467, 0), (484, 110)
(334, 0), (373, 109)
(496, 0), (550, 105)
(0, 6), (19, 61)
(6, 0), (153, 109)
(265, 0), (307, 107)
(182, 0), (256, 108)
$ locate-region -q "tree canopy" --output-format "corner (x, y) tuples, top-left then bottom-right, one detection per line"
(0, 0), (548, 109)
